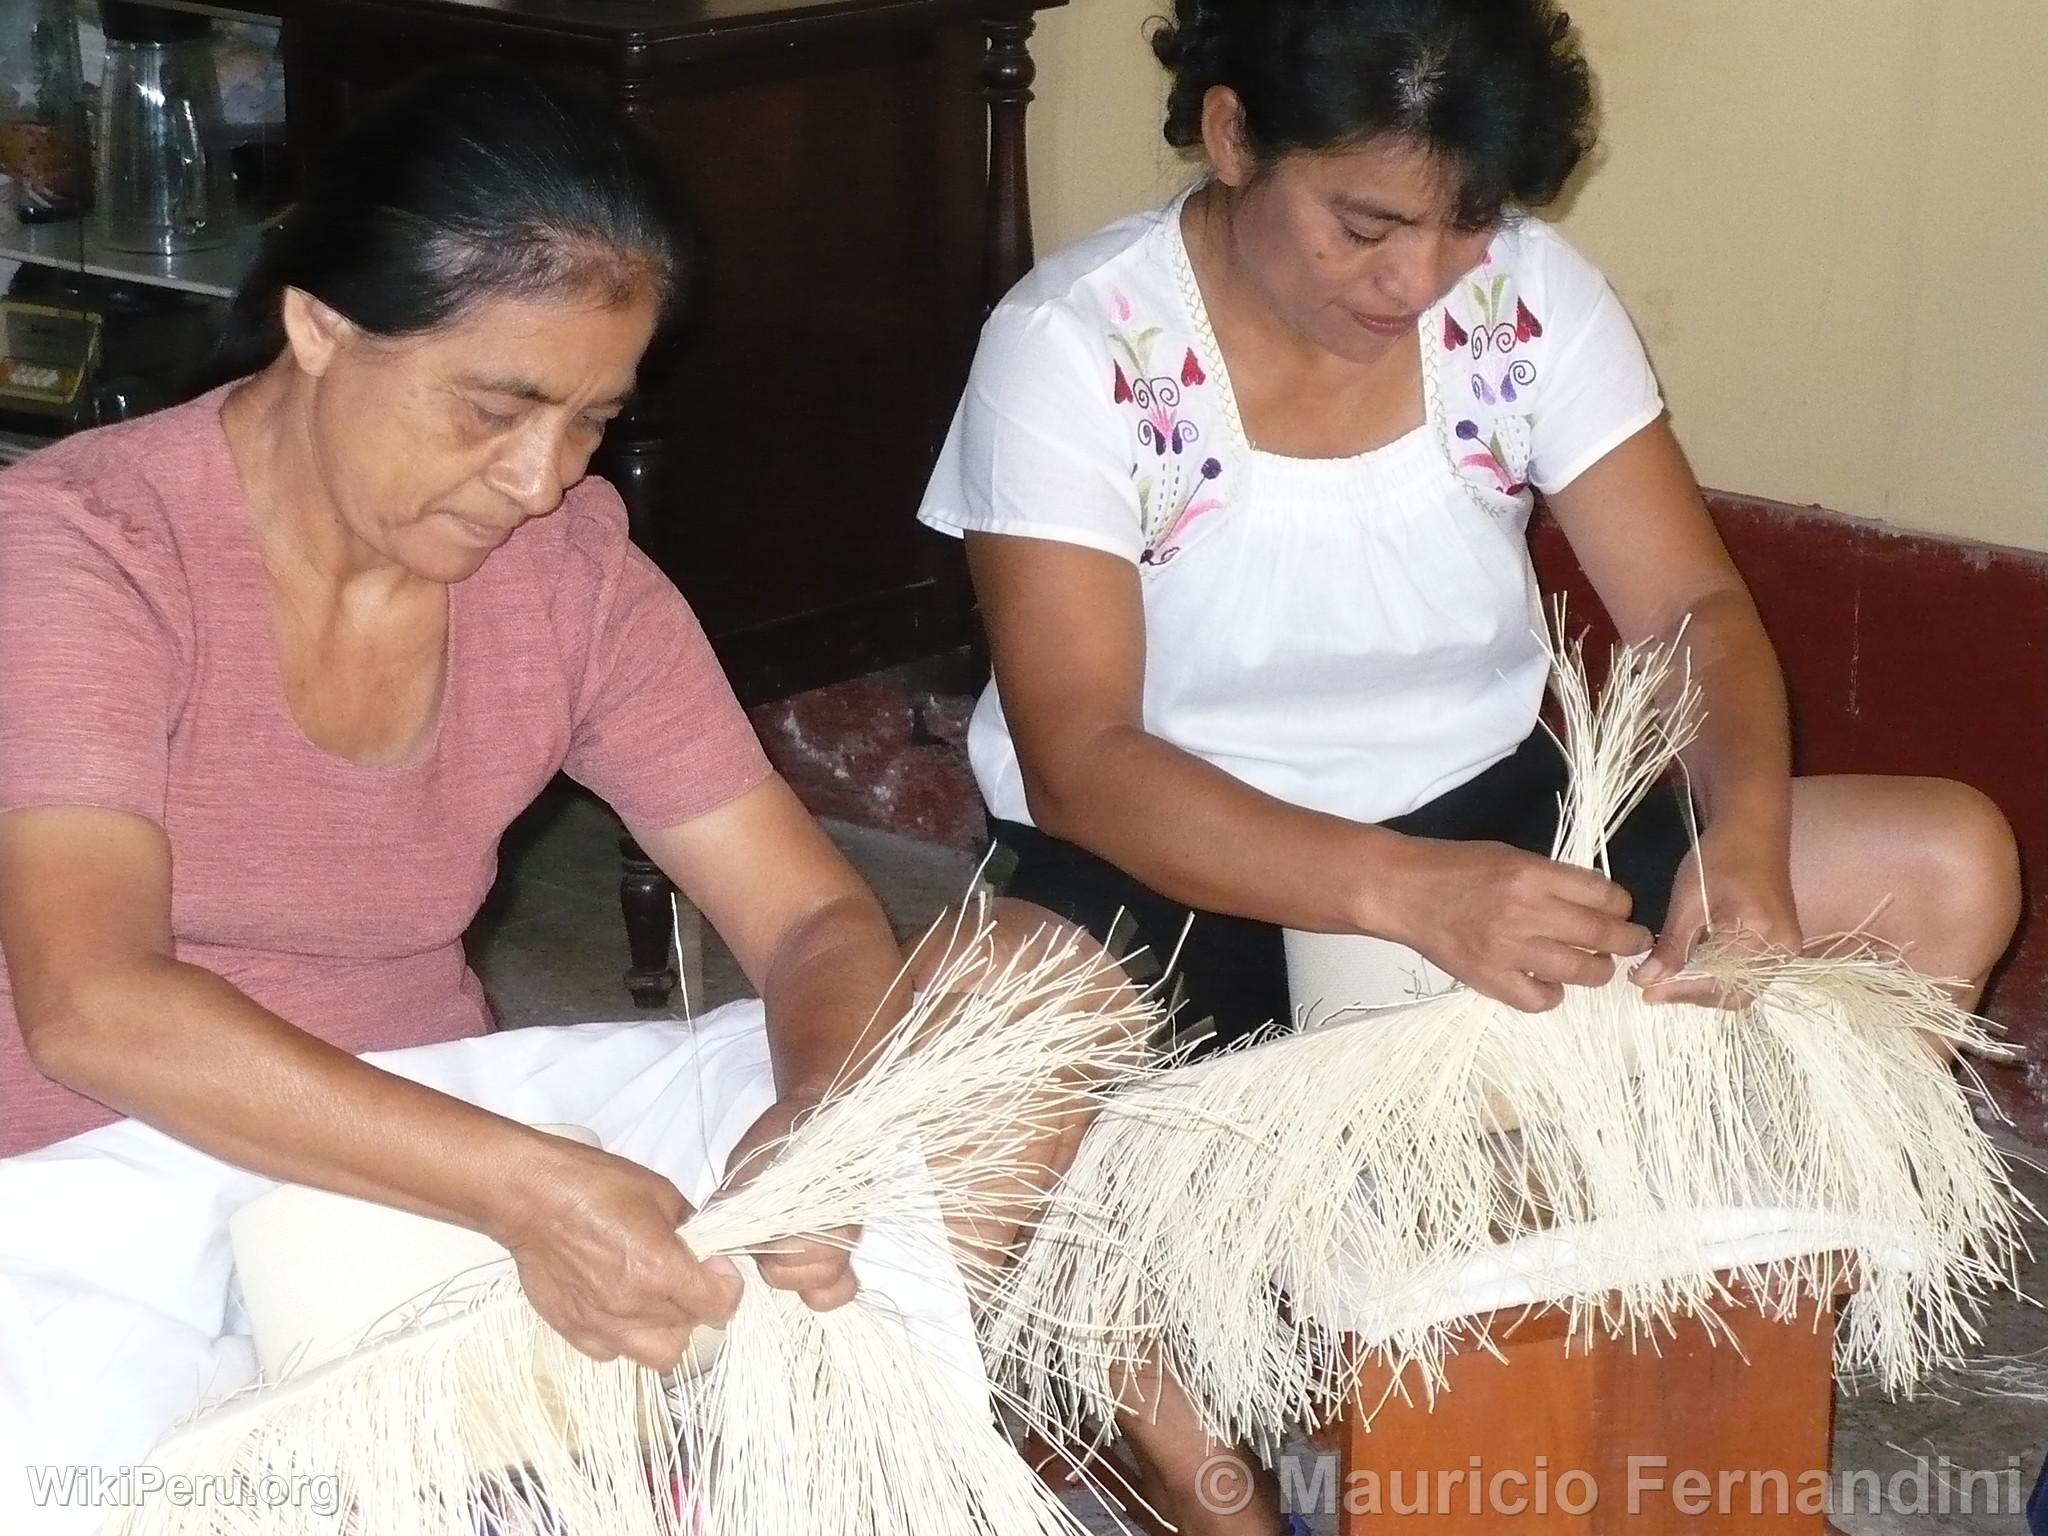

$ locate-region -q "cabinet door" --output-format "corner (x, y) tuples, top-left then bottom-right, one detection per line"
(621, 30), (985, 698)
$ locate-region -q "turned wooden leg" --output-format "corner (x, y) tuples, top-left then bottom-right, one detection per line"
(620, 831), (680, 1009)
(596, 401), (668, 553)
(980, 13), (1040, 308)
(953, 11), (1043, 674)
(618, 831), (709, 1012)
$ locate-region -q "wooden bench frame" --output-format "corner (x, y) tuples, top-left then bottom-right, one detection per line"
(1021, 1280), (1851, 1534)
(1339, 1285), (1848, 1534)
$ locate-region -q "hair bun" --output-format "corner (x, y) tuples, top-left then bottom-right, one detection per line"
(1151, 0), (1235, 144)
(1151, 0), (1229, 68)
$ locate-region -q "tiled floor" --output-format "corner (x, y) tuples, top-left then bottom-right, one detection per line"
(470, 781), (2048, 1536)
(466, 781), (979, 1027)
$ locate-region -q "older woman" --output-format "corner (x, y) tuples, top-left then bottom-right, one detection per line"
(0, 66), (1087, 1532)
(921, 1), (2021, 1528)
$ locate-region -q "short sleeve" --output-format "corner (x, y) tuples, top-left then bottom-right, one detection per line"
(917, 298), (1145, 564)
(552, 488), (773, 831)
(1523, 227), (1666, 495)
(0, 482), (183, 822)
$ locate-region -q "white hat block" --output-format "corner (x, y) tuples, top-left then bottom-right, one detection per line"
(1283, 930), (1455, 1024)
(1283, 932), (1652, 1133)
(229, 1123), (723, 1380)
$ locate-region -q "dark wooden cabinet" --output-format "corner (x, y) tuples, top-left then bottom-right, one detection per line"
(276, 0), (1059, 701)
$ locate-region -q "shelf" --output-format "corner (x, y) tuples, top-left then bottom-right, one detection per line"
(0, 428), (55, 465)
(0, 212), (260, 300)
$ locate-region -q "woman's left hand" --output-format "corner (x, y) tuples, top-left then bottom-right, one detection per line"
(716, 1095), (861, 1311)
(1632, 822), (1802, 1005)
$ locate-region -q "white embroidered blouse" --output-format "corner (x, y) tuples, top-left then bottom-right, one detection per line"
(918, 188), (1664, 829)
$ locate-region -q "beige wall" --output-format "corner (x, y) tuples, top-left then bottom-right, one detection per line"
(1028, 1), (1184, 252)
(1025, 0), (2048, 552)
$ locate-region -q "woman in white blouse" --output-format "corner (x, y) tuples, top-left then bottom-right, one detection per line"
(922, 5), (2020, 1525)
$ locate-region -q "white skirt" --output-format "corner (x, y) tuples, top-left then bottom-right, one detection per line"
(0, 1004), (982, 1536)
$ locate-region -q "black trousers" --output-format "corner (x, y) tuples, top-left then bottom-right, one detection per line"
(989, 729), (1693, 1053)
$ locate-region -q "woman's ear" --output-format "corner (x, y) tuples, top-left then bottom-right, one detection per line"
(1199, 85), (1257, 188)
(278, 288), (355, 379)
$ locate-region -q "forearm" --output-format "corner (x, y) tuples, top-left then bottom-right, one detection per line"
(1029, 725), (1406, 936)
(1659, 588), (1793, 838)
(1545, 422), (1791, 839)
(27, 956), (550, 1239)
(753, 890), (910, 1100)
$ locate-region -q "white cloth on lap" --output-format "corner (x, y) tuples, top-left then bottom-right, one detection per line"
(0, 1003), (982, 1536)
(1320, 1205), (1906, 1346)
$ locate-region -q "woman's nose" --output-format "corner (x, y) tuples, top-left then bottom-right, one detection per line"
(1374, 257), (1436, 315)
(1378, 233), (1483, 314)
(488, 432), (570, 517)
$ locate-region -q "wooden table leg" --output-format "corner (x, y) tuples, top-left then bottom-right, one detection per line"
(619, 831), (680, 1009)
(1339, 1295), (1838, 1534)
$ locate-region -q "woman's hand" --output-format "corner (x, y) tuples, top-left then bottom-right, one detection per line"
(1379, 838), (1653, 1012)
(492, 1133), (742, 1372)
(717, 1095), (860, 1312)
(1633, 822), (1802, 1005)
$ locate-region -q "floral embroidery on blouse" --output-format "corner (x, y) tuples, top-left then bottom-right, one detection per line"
(1434, 250), (1545, 512)
(1106, 293), (1228, 567)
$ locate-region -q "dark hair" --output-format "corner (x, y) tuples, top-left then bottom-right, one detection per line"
(1151, 0), (1596, 229)
(202, 62), (686, 386)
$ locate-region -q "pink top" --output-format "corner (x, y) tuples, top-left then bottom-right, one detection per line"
(0, 389), (772, 1156)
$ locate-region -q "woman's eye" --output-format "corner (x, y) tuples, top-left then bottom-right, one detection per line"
(1341, 224), (1392, 249)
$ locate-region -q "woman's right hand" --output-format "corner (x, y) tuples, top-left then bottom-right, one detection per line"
(490, 1133), (743, 1372)
(1376, 837), (1652, 1012)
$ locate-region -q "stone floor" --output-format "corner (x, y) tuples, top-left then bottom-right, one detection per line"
(469, 782), (2048, 1535)
(466, 780), (981, 1028)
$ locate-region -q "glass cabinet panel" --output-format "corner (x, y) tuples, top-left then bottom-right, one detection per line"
(0, 0), (284, 455)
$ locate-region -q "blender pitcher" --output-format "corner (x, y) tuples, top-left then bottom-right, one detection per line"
(92, 1), (235, 254)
